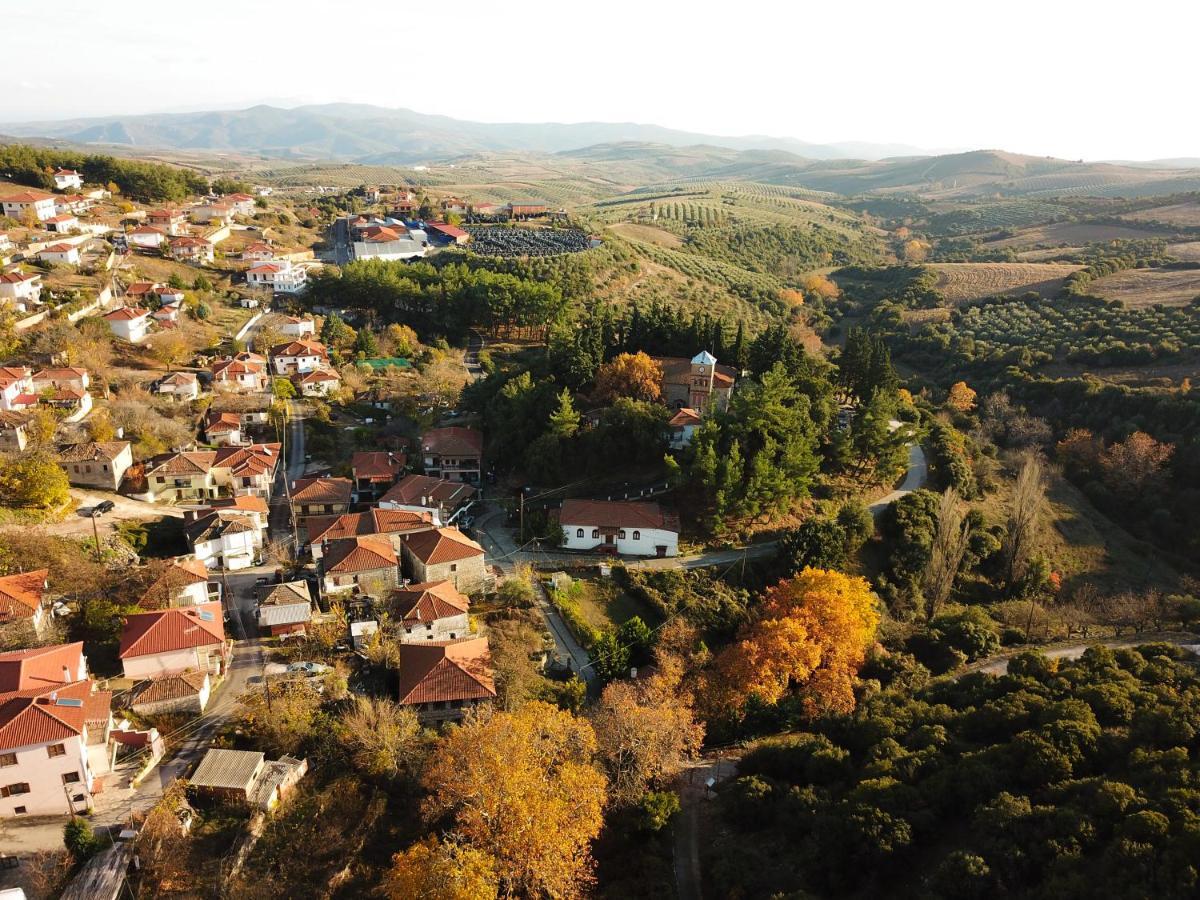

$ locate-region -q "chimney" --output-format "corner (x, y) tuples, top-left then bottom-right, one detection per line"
(62, 665), (71, 683)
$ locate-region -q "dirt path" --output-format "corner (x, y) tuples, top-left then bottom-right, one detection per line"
(674, 754), (739, 900)
(969, 631), (1200, 676)
(0, 489), (182, 540)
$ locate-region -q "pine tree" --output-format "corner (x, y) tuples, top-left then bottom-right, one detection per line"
(548, 388), (580, 439)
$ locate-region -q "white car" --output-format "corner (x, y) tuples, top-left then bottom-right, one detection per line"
(286, 661), (330, 676)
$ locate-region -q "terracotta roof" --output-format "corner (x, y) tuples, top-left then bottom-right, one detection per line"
(380, 474), (476, 507)
(146, 450), (217, 477)
(104, 306), (150, 321)
(292, 476), (353, 504)
(207, 495), (269, 514)
(669, 408), (703, 427)
(559, 499), (679, 532)
(33, 366), (88, 382)
(653, 355), (738, 388)
(1, 190), (55, 203)
(351, 451), (404, 481)
(41, 243), (76, 253)
(158, 371), (198, 387)
(58, 441), (129, 463)
(421, 426), (483, 457)
(248, 263), (281, 274)
(306, 508), (432, 544)
(391, 580), (469, 623)
(185, 511), (258, 545)
(243, 242), (272, 254)
(170, 236), (211, 248)
(269, 339), (328, 359)
(0, 410), (30, 430)
(0, 366), (31, 386)
(403, 527), (483, 566)
(203, 411), (241, 433)
(397, 638), (495, 705)
(128, 670), (208, 706)
(257, 581), (312, 607)
(0, 272), (38, 284)
(212, 443), (280, 476)
(54, 169), (80, 176)
(323, 536), (398, 574)
(0, 642), (82, 692)
(297, 367), (339, 384)
(119, 603), (225, 659)
(428, 222), (468, 239)
(0, 680), (109, 751)
(46, 214), (76, 224)
(0, 570), (49, 625)
(139, 558), (210, 608)
(130, 225), (166, 236)
(212, 354), (266, 378)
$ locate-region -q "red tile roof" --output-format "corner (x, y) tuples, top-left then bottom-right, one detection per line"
(204, 411), (241, 434)
(351, 451), (404, 481)
(323, 536), (398, 574)
(421, 427), (483, 458)
(0, 570), (49, 625)
(292, 476), (353, 504)
(0, 366), (31, 386)
(397, 638), (495, 705)
(128, 670), (208, 706)
(119, 603), (225, 659)
(403, 527), (483, 566)
(380, 474), (476, 507)
(104, 306), (150, 321)
(0, 642), (83, 692)
(1, 190), (55, 203)
(146, 450), (217, 477)
(428, 222), (468, 239)
(668, 408), (703, 427)
(306, 509), (432, 544)
(269, 339), (328, 359)
(0, 680), (109, 751)
(41, 243), (75, 253)
(58, 441), (129, 464)
(207, 495), (269, 514)
(391, 580), (469, 623)
(558, 499), (679, 532)
(0, 272), (38, 285)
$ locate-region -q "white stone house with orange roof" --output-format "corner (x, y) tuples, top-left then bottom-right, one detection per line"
(53, 169), (83, 191)
(57, 440), (133, 491)
(246, 260), (307, 294)
(0, 271), (43, 310)
(154, 371), (200, 403)
(184, 509), (264, 570)
(295, 366), (340, 397)
(169, 235), (214, 263)
(138, 557), (219, 608)
(118, 603), (227, 679)
(241, 241), (275, 262)
(269, 339), (328, 376)
(559, 498), (679, 558)
(278, 315), (315, 338)
(103, 306), (152, 343)
(0, 367), (34, 413)
(0, 189), (57, 222)
(38, 243), (80, 266)
(0, 642), (113, 817)
(128, 224), (168, 249)
(211, 352), (269, 393)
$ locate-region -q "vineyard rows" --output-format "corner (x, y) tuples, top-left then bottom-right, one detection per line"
(625, 238), (784, 306)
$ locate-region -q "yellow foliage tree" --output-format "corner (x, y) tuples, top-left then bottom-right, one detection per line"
(901, 239), (929, 262)
(592, 351), (662, 405)
(421, 702), (607, 899)
(779, 288), (806, 308)
(947, 381), (977, 412)
(705, 568), (879, 720)
(799, 273), (840, 300)
(386, 837), (499, 900)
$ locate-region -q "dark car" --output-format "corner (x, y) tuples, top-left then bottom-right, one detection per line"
(93, 500), (116, 515)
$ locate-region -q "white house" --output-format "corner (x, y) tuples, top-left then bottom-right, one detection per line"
(146, 209), (188, 235)
(53, 169), (84, 191)
(351, 224), (428, 261)
(245, 260), (306, 294)
(57, 440), (132, 492)
(38, 243), (81, 266)
(278, 315), (315, 338)
(118, 604), (227, 680)
(184, 509), (265, 570)
(241, 242), (275, 261)
(155, 371), (200, 403)
(128, 225), (167, 249)
(103, 306), (152, 343)
(0, 643), (112, 818)
(211, 352), (269, 393)
(295, 367), (340, 397)
(224, 193), (256, 216)
(559, 499), (679, 558)
(44, 214), (78, 234)
(139, 557), (217, 608)
(1, 190), (58, 222)
(0, 367), (34, 412)
(0, 272), (43, 309)
(169, 236), (214, 263)
(269, 339), (328, 376)
(668, 407), (703, 449)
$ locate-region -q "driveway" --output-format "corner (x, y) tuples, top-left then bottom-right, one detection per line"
(0, 490), (183, 540)
(868, 425), (928, 519)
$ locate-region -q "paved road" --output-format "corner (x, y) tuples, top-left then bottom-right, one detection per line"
(868, 423), (928, 519)
(330, 216), (352, 265)
(465, 330), (484, 380)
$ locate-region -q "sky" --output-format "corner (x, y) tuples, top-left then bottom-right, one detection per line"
(4, 0), (1197, 161)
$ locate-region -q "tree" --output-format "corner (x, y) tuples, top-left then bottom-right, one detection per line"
(354, 327), (379, 358)
(800, 273), (840, 301)
(63, 816), (100, 862)
(320, 312), (354, 349)
(0, 452), (69, 509)
(421, 702), (608, 899)
(386, 837), (499, 900)
(947, 381), (977, 413)
(548, 388), (580, 439)
(384, 323), (419, 358)
(1003, 454), (1046, 593)
(271, 377), (296, 400)
(706, 569), (879, 720)
(338, 696), (425, 781)
(149, 331), (192, 371)
(922, 488), (971, 620)
(592, 352), (663, 405)
(1100, 431), (1173, 502)
(591, 660), (704, 806)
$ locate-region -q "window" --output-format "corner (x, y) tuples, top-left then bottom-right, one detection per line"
(73, 465), (80, 473)
(576, 529), (584, 538)
(632, 530), (641, 541)
(1, 783), (30, 797)
(47, 743), (66, 758)
(0, 753), (15, 767)
(426, 623), (433, 630)
(62, 772), (80, 784)
(619, 530), (627, 540)
(450, 564), (457, 573)
(12, 806), (25, 815)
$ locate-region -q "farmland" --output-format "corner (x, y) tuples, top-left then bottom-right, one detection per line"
(1089, 267), (1200, 308)
(1168, 241), (1200, 261)
(1120, 199), (1200, 228)
(927, 262), (1082, 303)
(606, 223), (683, 247)
(989, 221), (1168, 248)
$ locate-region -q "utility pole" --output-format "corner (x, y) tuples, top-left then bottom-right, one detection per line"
(90, 510), (102, 559)
(519, 490), (525, 543)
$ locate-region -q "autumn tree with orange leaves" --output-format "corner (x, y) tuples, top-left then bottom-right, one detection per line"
(1100, 431), (1174, 502)
(704, 568), (879, 721)
(386, 836), (499, 900)
(419, 702), (607, 899)
(947, 381), (977, 413)
(592, 352), (662, 405)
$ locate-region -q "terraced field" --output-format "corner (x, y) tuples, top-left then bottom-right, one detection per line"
(1089, 268), (1200, 308)
(929, 262), (1082, 303)
(1168, 241), (1200, 261)
(606, 223), (683, 247)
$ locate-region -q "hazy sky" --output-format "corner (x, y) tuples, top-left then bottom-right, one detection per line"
(4, 0), (1196, 160)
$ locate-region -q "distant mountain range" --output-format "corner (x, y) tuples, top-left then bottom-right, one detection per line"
(0, 103), (935, 163)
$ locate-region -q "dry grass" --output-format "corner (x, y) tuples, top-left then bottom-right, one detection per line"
(1016, 246), (1083, 262)
(1089, 268), (1200, 308)
(1121, 200), (1200, 228)
(606, 222), (683, 248)
(928, 262), (1081, 303)
(991, 221), (1165, 248)
(1168, 241), (1200, 261)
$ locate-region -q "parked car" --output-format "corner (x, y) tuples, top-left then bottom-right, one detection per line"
(94, 499), (116, 514)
